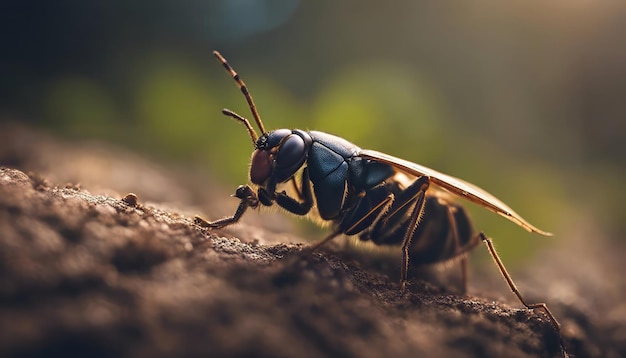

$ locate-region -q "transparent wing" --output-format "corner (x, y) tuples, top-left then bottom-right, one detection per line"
(359, 149), (552, 236)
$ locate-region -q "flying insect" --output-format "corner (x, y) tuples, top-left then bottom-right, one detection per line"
(195, 51), (564, 353)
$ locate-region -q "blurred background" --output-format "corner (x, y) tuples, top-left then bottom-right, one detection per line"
(1, 0), (625, 268)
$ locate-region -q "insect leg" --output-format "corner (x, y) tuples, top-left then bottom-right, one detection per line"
(308, 228), (344, 252)
(480, 232), (563, 334)
(460, 257), (469, 294)
(444, 205), (469, 294)
(194, 185), (259, 228)
(290, 176), (302, 199)
(309, 193), (395, 254)
(274, 168), (314, 216)
(345, 193), (395, 235)
(399, 176), (430, 291)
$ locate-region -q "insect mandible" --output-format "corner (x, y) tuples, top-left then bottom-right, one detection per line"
(195, 50), (565, 353)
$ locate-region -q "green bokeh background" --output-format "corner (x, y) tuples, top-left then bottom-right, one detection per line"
(2, 1), (625, 266)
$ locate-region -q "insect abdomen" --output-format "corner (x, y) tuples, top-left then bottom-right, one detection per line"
(360, 191), (479, 265)
(409, 196), (478, 264)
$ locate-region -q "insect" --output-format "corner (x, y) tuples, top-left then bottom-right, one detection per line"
(195, 50), (565, 354)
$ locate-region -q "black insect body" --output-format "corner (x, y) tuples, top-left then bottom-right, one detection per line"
(195, 51), (566, 355)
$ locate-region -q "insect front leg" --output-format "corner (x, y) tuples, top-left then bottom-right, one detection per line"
(194, 185), (259, 228)
(273, 168), (314, 216)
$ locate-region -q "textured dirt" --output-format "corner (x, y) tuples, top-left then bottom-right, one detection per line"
(0, 124), (623, 358)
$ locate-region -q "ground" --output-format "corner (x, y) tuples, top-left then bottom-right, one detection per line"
(0, 124), (623, 357)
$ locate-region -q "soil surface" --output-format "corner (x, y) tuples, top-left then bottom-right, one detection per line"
(0, 124), (624, 358)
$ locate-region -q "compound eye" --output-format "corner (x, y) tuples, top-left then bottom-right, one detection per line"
(276, 134), (306, 170)
(265, 129), (292, 148)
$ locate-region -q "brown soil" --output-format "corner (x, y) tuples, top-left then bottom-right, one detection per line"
(0, 124), (622, 357)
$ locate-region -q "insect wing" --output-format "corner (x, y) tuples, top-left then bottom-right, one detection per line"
(358, 149), (552, 236)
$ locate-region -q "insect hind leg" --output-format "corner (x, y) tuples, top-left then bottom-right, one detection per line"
(480, 232), (568, 355)
(480, 232), (560, 330)
(443, 203), (471, 294)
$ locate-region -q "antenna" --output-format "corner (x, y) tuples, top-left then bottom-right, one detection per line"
(213, 51), (267, 140)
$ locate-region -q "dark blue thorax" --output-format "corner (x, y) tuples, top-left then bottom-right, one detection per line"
(307, 131), (394, 220)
